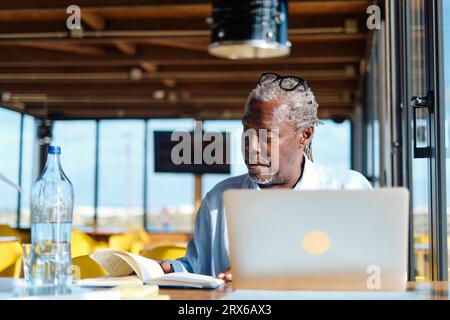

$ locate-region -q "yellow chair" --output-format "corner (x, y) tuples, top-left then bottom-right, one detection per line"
(0, 241), (23, 278)
(109, 229), (150, 255)
(141, 245), (187, 261)
(71, 230), (108, 258)
(108, 233), (136, 252)
(72, 255), (108, 280)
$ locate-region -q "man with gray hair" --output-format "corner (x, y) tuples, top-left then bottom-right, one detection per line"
(158, 73), (372, 279)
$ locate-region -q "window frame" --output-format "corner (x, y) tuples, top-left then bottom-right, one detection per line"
(398, 0), (448, 281)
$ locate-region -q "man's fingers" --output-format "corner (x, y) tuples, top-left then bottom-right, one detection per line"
(217, 272), (232, 281)
(159, 261), (173, 274)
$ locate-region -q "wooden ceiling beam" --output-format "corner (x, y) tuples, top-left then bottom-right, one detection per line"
(0, 70), (358, 82)
(0, 2), (368, 21)
(144, 39), (207, 52)
(0, 15), (365, 34)
(0, 56), (361, 68)
(140, 62), (158, 72)
(114, 41), (137, 55)
(0, 42), (364, 64)
(0, 62), (359, 74)
(8, 93), (352, 106)
(21, 106), (352, 121)
(81, 10), (106, 30)
(2, 89), (352, 98)
(0, 0), (365, 10)
(15, 42), (105, 55)
(289, 1), (368, 15)
(23, 103), (352, 113)
(19, 98), (352, 108)
(0, 30), (366, 43)
(0, 80), (357, 92)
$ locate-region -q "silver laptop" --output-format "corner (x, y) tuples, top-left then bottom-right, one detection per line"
(223, 188), (409, 291)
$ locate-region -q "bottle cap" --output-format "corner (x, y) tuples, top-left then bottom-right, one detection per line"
(48, 146), (61, 154)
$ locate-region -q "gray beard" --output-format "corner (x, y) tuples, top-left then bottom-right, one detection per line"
(248, 172), (285, 185)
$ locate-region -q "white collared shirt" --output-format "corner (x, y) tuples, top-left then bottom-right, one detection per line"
(169, 156), (372, 276)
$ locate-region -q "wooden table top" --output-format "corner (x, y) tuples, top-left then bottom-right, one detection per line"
(1, 278), (449, 300)
(158, 282), (450, 300)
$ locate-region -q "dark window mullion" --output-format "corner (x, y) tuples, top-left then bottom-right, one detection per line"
(93, 120), (100, 227)
(143, 120), (149, 232)
(16, 113), (24, 228)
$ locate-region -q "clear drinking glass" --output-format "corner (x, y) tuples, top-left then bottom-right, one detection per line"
(21, 243), (31, 285)
(27, 242), (73, 287)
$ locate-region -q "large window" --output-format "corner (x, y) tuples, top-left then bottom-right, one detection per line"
(51, 119), (199, 233)
(98, 120), (145, 229)
(0, 108), (21, 226)
(0, 109), (36, 227)
(147, 119), (195, 233)
(313, 119), (352, 171)
(408, 0), (432, 281)
(53, 121), (96, 227)
(19, 115), (37, 227)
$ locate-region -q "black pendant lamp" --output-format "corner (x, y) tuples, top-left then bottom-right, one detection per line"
(208, 0), (290, 60)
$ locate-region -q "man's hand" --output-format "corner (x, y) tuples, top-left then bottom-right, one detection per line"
(157, 260), (174, 274)
(217, 268), (232, 281)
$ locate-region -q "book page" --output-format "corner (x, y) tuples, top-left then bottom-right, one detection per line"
(90, 249), (133, 276)
(123, 252), (164, 281)
(90, 249), (164, 281)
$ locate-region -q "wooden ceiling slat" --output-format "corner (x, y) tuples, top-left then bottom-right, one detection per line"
(0, 16), (366, 34)
(0, 61), (359, 74)
(113, 41), (136, 55)
(0, 42), (364, 64)
(19, 99), (352, 108)
(0, 1), (368, 21)
(19, 106), (352, 121)
(0, 72), (358, 82)
(0, 0), (365, 10)
(0, 80), (358, 92)
(16, 42), (106, 55)
(81, 10), (106, 30)
(0, 56), (362, 68)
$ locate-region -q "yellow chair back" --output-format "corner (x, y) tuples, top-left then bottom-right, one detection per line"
(71, 230), (107, 258)
(0, 241), (23, 278)
(108, 233), (136, 252)
(109, 229), (150, 255)
(72, 255), (108, 280)
(141, 245), (187, 261)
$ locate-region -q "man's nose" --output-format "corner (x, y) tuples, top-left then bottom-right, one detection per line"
(248, 134), (260, 153)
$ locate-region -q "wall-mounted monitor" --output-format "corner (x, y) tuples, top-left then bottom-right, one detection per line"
(154, 131), (231, 174)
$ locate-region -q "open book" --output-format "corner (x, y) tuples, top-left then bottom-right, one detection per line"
(77, 248), (224, 289)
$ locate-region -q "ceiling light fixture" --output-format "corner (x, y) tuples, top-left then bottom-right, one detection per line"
(208, 0), (290, 60)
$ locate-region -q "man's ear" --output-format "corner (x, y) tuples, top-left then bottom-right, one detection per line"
(299, 126), (315, 146)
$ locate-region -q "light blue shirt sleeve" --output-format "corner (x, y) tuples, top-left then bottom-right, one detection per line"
(165, 197), (214, 274)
